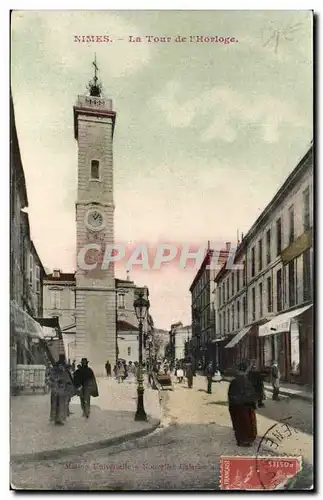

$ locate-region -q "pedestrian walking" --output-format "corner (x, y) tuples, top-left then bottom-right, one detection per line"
(123, 361), (128, 381)
(73, 358), (98, 418)
(271, 361), (281, 401)
(228, 361), (257, 447)
(205, 361), (214, 394)
(65, 362), (75, 416)
(105, 360), (111, 377)
(185, 362), (194, 388)
(177, 367), (184, 383)
(116, 361), (125, 383)
(128, 361), (136, 382)
(248, 362), (265, 408)
(49, 355), (74, 425)
(213, 365), (223, 383)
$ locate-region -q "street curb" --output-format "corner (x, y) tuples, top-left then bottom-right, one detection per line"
(11, 419), (161, 464)
(221, 377), (313, 402)
(264, 387), (313, 402)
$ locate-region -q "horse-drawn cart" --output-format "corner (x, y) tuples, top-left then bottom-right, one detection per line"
(157, 373), (173, 390)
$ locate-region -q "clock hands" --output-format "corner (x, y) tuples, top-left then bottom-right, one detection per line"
(86, 210), (104, 230)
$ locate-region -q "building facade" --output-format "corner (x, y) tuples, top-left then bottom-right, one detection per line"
(215, 145), (313, 385)
(43, 270), (76, 361)
(168, 322), (192, 362)
(10, 96), (46, 369)
(42, 271), (151, 365)
(116, 278), (151, 363)
(117, 321), (139, 363)
(189, 246), (229, 369)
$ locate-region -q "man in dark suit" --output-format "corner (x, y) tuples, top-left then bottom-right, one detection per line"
(73, 358), (98, 418)
(248, 362), (265, 408)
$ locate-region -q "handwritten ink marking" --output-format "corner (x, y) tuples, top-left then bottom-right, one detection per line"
(262, 22), (303, 54)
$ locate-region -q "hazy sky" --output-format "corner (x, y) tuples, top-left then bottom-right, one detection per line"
(11, 10), (313, 329)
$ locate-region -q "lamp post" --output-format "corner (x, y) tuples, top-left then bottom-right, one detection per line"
(133, 291), (150, 421)
(115, 288), (128, 364)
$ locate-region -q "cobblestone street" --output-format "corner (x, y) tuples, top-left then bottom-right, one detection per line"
(11, 376), (313, 490)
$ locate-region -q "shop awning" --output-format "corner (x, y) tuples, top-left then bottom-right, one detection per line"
(258, 304), (312, 337)
(10, 301), (45, 339)
(225, 325), (253, 349)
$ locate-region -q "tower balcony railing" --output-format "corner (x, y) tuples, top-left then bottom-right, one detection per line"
(76, 95), (112, 111)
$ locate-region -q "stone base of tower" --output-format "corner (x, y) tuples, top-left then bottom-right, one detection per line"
(75, 288), (116, 377)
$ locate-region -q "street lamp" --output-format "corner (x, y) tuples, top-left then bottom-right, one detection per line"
(133, 291), (150, 421)
(115, 288), (128, 364)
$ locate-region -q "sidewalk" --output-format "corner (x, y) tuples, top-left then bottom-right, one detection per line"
(220, 375), (313, 402)
(10, 376), (161, 462)
(263, 381), (313, 402)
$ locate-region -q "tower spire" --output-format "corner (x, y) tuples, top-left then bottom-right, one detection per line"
(87, 53), (102, 97)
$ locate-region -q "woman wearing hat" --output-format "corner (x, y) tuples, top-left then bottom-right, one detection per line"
(228, 360), (258, 447)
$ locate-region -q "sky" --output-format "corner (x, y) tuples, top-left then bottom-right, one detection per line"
(11, 10), (313, 329)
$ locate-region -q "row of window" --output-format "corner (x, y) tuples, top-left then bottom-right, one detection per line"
(218, 265), (246, 307)
(49, 289), (136, 311)
(250, 186), (311, 279)
(191, 271), (209, 301)
(49, 289), (76, 309)
(219, 296), (247, 335)
(217, 186), (311, 306)
(218, 249), (312, 334)
(199, 309), (213, 332)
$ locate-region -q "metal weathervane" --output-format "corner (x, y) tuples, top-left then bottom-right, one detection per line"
(87, 53), (103, 97)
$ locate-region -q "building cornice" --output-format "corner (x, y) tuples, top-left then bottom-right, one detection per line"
(75, 201), (115, 208)
(44, 281), (76, 286)
(75, 287), (118, 292)
(189, 249), (214, 293)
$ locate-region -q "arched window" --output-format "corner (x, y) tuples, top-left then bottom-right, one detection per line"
(91, 160), (100, 180)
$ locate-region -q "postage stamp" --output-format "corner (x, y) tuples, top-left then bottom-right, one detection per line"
(220, 456), (302, 490)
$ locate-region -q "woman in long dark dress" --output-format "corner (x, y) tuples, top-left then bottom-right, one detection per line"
(228, 361), (257, 447)
(185, 362), (193, 388)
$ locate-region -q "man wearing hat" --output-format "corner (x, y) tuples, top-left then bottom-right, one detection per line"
(73, 358), (99, 418)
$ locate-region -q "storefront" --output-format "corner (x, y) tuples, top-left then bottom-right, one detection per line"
(10, 301), (64, 393)
(258, 303), (312, 385)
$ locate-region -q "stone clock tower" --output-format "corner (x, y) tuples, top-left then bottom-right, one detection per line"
(73, 60), (116, 375)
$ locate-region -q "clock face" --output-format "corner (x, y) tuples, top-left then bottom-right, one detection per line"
(85, 209), (105, 231)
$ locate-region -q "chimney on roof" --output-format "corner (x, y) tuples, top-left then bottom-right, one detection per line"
(225, 242), (231, 252)
(126, 270), (130, 281)
(53, 269), (60, 278)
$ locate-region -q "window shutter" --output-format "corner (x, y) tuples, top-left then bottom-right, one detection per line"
(29, 255), (33, 288)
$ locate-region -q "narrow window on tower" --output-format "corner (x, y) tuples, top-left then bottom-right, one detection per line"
(90, 159), (100, 180)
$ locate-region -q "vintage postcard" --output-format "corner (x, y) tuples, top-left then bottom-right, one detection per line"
(10, 9), (314, 491)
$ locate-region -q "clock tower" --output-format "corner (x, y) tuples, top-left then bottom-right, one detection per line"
(73, 58), (116, 375)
